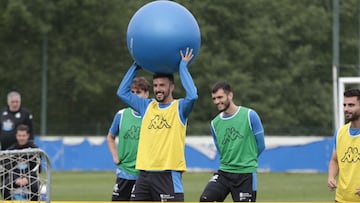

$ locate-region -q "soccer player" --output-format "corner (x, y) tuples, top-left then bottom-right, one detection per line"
(328, 88), (360, 202)
(117, 48), (197, 201)
(199, 82), (265, 202)
(107, 76), (150, 201)
(0, 91), (34, 150)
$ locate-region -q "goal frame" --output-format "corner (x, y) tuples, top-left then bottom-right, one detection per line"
(0, 148), (51, 203)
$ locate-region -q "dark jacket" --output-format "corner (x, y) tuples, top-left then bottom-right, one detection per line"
(0, 107), (34, 150)
(4, 141), (41, 176)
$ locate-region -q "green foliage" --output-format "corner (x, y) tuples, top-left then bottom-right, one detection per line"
(0, 0), (358, 135)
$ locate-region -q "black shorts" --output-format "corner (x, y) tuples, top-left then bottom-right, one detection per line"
(111, 177), (136, 201)
(199, 170), (257, 202)
(130, 170), (184, 202)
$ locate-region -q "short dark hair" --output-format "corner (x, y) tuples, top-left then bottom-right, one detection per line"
(344, 88), (360, 100)
(153, 73), (174, 84)
(132, 77), (150, 92)
(211, 81), (232, 94)
(16, 124), (29, 133)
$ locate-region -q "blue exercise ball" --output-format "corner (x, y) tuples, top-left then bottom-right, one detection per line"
(127, 0), (201, 74)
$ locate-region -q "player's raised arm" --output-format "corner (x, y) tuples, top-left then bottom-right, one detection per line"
(117, 64), (149, 116)
(178, 48), (198, 121)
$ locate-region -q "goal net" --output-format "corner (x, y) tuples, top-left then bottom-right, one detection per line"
(0, 148), (51, 203)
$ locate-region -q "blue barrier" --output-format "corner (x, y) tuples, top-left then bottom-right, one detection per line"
(34, 136), (332, 172)
(258, 138), (333, 172)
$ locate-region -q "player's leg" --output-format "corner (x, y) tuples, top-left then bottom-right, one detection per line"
(130, 171), (153, 201)
(199, 171), (230, 202)
(149, 171), (184, 202)
(230, 172), (257, 202)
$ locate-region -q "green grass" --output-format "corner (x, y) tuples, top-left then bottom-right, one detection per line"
(257, 172), (333, 202)
(50, 171), (334, 202)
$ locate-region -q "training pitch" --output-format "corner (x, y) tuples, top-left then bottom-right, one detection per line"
(48, 171), (334, 202)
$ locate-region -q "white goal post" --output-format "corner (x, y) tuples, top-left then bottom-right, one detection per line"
(0, 148), (51, 203)
(338, 77), (360, 128)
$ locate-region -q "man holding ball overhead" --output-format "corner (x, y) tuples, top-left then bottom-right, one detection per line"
(117, 48), (197, 202)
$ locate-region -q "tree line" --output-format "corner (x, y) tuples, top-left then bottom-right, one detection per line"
(0, 0), (359, 136)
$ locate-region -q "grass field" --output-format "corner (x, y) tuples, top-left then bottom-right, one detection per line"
(49, 171), (334, 202)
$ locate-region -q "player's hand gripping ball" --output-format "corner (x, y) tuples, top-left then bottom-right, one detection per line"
(127, 0), (201, 74)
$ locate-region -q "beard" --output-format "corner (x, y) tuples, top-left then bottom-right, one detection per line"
(218, 100), (231, 113)
(345, 111), (360, 122)
(155, 90), (170, 103)
(155, 96), (165, 102)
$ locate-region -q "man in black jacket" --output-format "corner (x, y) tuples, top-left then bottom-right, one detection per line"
(2, 124), (40, 201)
(0, 91), (34, 150)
